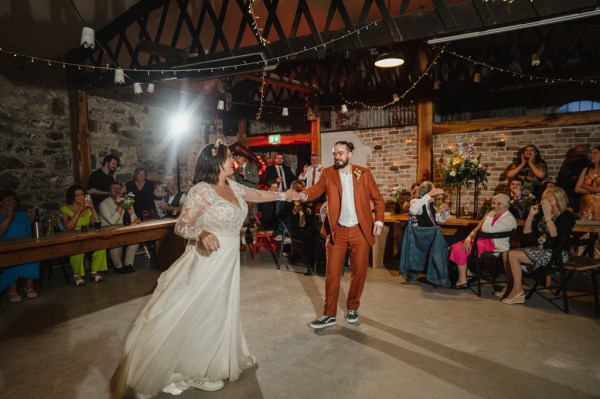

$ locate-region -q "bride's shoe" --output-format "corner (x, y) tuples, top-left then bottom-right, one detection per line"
(185, 378), (224, 392)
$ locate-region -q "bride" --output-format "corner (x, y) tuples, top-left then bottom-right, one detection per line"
(110, 141), (292, 398)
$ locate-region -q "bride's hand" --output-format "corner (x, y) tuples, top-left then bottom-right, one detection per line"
(199, 231), (220, 253)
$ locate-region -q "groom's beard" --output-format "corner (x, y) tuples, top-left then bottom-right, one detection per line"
(333, 159), (348, 170)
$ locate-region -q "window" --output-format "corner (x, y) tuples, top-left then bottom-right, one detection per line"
(556, 100), (600, 113)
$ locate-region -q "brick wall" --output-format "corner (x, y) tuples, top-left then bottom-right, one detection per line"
(338, 124), (599, 216)
(433, 126), (600, 216)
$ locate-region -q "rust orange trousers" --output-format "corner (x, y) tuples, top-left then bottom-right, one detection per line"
(323, 225), (371, 317)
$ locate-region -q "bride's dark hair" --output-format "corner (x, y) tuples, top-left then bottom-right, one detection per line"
(193, 141), (228, 184)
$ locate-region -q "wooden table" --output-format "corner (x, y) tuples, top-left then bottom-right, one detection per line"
(0, 219), (186, 269)
(384, 212), (600, 233)
(380, 212), (600, 266)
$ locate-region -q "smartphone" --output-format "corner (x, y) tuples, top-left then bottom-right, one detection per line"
(85, 194), (92, 204)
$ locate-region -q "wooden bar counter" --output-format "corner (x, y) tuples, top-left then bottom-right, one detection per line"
(0, 219), (186, 270)
(384, 212), (600, 233)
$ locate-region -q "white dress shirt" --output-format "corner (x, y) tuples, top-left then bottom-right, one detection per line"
(299, 164), (322, 188)
(338, 170), (359, 227)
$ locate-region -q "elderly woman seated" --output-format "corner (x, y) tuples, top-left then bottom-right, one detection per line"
(448, 194), (517, 289)
(497, 187), (575, 304)
(408, 181), (450, 227)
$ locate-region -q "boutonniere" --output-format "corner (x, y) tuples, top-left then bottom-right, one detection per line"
(353, 168), (363, 181)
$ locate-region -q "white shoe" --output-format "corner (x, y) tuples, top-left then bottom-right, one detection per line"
(73, 275), (86, 286)
(90, 272), (104, 283)
(185, 378), (224, 392)
(274, 235), (283, 241)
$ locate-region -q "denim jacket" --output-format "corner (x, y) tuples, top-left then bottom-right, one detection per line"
(399, 224), (451, 288)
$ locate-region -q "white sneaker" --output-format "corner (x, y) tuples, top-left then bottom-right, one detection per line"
(185, 378), (224, 392)
(274, 235), (283, 241)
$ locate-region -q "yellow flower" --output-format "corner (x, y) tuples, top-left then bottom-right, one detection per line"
(353, 169), (363, 181)
(452, 157), (463, 166)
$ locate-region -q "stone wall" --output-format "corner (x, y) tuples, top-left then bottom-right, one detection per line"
(0, 56), (72, 209)
(0, 55), (225, 210)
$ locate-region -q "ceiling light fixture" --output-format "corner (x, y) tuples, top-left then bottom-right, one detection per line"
(427, 9), (600, 44)
(282, 107), (289, 116)
(374, 52), (404, 68)
(341, 104), (348, 113)
(80, 27), (95, 49)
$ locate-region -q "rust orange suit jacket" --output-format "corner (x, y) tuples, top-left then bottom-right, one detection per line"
(304, 164), (385, 247)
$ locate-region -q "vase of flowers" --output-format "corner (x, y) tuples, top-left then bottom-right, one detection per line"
(118, 192), (135, 226)
(444, 139), (490, 217)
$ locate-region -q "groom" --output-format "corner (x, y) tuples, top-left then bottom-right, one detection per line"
(296, 141), (385, 328)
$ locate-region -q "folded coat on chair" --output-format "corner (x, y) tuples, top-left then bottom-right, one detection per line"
(399, 224), (451, 288)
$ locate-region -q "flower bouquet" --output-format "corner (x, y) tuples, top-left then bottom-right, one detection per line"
(444, 139), (490, 217)
(117, 192), (135, 210)
(117, 192), (135, 225)
(392, 185), (404, 203)
(444, 139), (489, 189)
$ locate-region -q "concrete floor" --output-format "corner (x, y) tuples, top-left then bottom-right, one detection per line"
(0, 251), (599, 399)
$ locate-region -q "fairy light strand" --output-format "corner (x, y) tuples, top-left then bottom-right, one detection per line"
(248, 0), (269, 46)
(429, 43), (599, 85)
(255, 72), (266, 120)
(340, 44), (448, 110)
(0, 21), (378, 77)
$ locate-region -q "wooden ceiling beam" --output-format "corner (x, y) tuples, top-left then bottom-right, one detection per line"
(241, 72), (321, 93)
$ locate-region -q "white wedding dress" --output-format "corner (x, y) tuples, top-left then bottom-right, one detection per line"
(111, 181), (255, 398)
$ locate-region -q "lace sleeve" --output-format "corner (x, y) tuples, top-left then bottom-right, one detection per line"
(231, 180), (285, 203)
(175, 183), (208, 240)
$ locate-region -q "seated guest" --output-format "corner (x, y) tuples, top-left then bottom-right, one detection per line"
(448, 194), (517, 288)
(60, 185), (107, 285)
(259, 180), (279, 230)
(508, 177), (537, 220)
(505, 144), (547, 198)
(126, 166), (166, 220)
(498, 187), (575, 304)
(402, 183), (420, 212)
(99, 182), (139, 274)
(557, 144), (589, 213)
(574, 145), (600, 258)
(408, 181), (450, 227)
(0, 190), (40, 302)
(159, 178), (187, 217)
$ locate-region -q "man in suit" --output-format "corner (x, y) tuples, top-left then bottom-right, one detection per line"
(264, 153), (296, 191)
(233, 151), (260, 251)
(295, 141), (385, 329)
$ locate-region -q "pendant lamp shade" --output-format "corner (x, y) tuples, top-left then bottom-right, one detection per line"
(80, 27), (95, 49)
(114, 68), (125, 84)
(133, 83), (143, 94)
(147, 83), (155, 93)
(374, 52), (404, 68)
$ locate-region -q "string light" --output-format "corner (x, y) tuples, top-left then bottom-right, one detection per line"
(0, 21), (378, 78)
(429, 43), (599, 85)
(255, 72), (266, 120)
(340, 44), (448, 110)
(248, 0), (269, 46)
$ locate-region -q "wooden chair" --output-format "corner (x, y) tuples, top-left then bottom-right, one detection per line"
(467, 228), (516, 297)
(525, 234), (600, 313)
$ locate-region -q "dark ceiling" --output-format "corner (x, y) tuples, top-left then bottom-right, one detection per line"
(3, 0), (600, 117)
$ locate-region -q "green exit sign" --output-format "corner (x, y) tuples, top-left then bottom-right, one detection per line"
(269, 134), (281, 145)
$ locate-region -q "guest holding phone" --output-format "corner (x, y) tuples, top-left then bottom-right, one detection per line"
(60, 185), (107, 285)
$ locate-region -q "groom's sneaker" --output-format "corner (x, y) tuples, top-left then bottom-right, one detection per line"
(185, 378), (224, 392)
(345, 310), (359, 324)
(310, 315), (336, 329)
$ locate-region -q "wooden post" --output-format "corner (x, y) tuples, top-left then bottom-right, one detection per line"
(417, 100), (433, 182)
(67, 65), (92, 187)
(311, 117), (321, 158)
